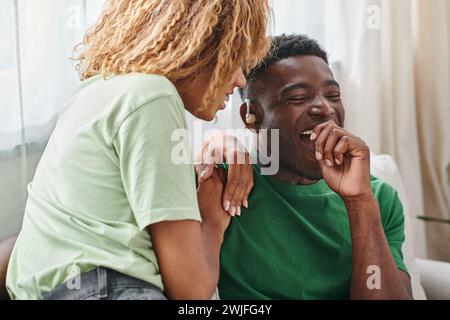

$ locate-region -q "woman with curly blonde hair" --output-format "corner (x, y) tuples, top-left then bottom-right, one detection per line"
(4, 0), (270, 300)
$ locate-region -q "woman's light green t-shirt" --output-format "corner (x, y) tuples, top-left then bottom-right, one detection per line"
(7, 73), (201, 299)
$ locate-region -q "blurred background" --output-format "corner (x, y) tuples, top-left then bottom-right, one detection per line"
(0, 0), (449, 263)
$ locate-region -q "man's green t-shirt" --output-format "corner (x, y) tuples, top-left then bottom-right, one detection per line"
(219, 166), (408, 300)
(7, 73), (201, 299)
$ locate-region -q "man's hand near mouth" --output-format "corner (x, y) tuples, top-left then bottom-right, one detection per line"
(312, 120), (413, 300)
(312, 120), (371, 198)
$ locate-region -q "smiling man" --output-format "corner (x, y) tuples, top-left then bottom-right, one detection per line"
(217, 34), (412, 300)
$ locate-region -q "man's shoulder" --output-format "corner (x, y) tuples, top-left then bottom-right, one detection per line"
(370, 175), (404, 224)
(370, 175), (399, 200)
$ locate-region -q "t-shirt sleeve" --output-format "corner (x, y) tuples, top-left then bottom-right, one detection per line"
(379, 186), (409, 277)
(112, 95), (201, 231)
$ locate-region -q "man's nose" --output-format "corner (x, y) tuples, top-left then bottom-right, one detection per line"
(308, 98), (335, 118)
(232, 67), (247, 89)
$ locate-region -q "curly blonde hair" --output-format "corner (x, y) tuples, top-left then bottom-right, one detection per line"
(74, 0), (271, 108)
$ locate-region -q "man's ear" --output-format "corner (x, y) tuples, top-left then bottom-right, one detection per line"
(239, 101), (262, 131)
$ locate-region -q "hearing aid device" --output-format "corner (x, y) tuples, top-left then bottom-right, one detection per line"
(245, 99), (256, 124)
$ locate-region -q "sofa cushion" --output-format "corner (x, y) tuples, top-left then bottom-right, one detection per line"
(370, 154), (427, 299)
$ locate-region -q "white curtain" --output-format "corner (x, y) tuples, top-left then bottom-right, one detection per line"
(0, 0), (105, 239)
(332, 0), (450, 261)
(412, 0), (450, 261)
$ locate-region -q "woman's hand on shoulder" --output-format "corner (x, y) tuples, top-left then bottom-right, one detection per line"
(195, 131), (254, 217)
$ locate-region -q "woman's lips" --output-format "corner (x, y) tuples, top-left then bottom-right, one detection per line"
(218, 95), (231, 110)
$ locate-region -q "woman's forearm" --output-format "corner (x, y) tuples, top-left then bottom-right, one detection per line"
(149, 219), (224, 300)
(199, 222), (225, 296)
(148, 167), (229, 300)
(0, 235), (18, 300)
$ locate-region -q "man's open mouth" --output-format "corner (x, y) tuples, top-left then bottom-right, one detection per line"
(300, 130), (314, 136)
(299, 130), (316, 153)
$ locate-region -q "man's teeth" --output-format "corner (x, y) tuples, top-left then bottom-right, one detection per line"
(300, 130), (314, 136)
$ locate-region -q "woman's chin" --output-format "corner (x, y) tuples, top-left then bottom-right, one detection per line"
(196, 108), (219, 122)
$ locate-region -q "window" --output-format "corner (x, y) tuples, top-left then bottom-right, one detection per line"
(0, 0), (105, 151)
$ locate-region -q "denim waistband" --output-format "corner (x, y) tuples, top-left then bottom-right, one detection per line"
(43, 266), (166, 300)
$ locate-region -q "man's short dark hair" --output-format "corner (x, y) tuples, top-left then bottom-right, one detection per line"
(240, 34), (329, 100)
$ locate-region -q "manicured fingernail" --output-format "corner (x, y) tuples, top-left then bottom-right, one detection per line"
(230, 207), (236, 216)
(315, 151), (323, 161)
(335, 158), (342, 165)
(243, 200), (249, 208)
(200, 169), (207, 178)
(310, 132), (317, 140)
(325, 159), (333, 167)
(236, 207), (241, 216)
(224, 201), (231, 211)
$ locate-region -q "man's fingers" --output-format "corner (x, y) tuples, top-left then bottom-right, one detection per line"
(311, 123), (369, 169)
(323, 128), (346, 166)
(333, 136), (351, 165)
(313, 121), (336, 161)
(310, 120), (336, 140)
(311, 121), (329, 138)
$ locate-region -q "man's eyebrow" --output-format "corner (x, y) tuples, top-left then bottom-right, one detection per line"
(325, 80), (340, 89)
(280, 80), (340, 97)
(279, 83), (312, 96)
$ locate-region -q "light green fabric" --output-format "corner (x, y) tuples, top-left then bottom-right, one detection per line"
(6, 73), (201, 300)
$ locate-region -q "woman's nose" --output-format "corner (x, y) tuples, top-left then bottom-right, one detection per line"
(232, 67), (247, 89)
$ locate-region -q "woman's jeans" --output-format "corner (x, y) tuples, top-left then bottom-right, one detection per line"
(43, 266), (167, 300)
